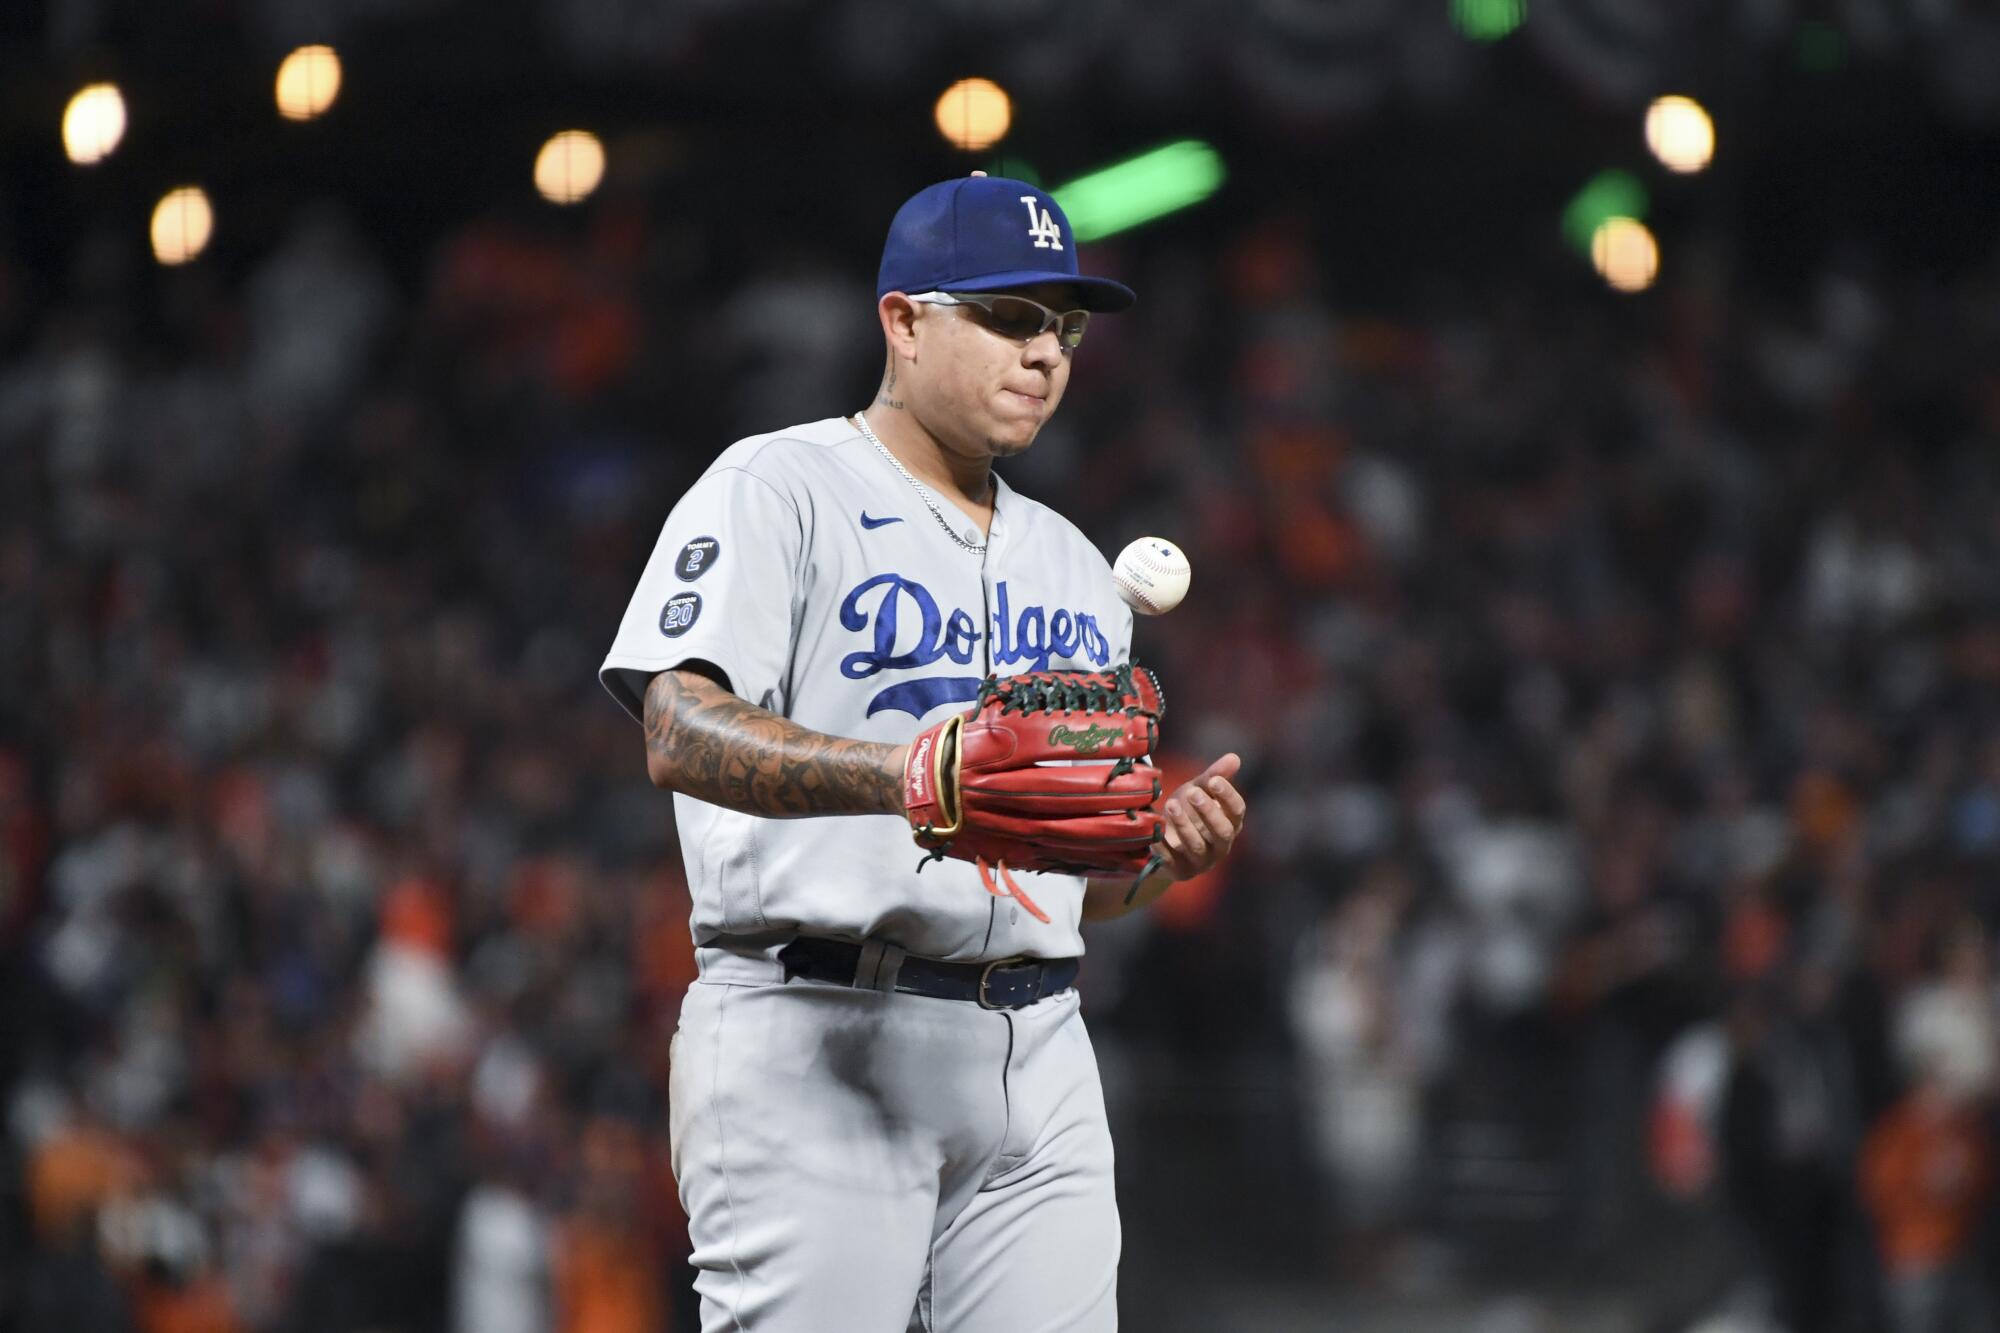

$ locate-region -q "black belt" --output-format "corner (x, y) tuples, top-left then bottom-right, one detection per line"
(778, 936), (1079, 1011)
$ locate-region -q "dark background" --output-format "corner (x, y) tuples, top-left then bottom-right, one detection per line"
(6, 1), (2000, 1330)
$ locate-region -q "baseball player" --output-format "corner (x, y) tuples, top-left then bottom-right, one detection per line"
(599, 173), (1248, 1331)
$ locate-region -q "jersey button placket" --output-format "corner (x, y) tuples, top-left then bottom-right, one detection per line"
(978, 507), (1005, 675)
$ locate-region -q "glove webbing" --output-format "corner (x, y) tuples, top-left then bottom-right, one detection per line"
(977, 661), (1158, 719)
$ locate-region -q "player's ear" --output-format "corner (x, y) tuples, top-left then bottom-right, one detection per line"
(878, 292), (921, 357)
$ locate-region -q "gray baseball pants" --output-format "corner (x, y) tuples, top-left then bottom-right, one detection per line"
(669, 956), (1120, 1332)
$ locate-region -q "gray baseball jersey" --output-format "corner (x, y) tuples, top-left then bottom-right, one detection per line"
(599, 415), (1133, 967)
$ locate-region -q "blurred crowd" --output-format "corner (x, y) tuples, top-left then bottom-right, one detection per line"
(5, 172), (2000, 1333)
(0, 200), (704, 1332)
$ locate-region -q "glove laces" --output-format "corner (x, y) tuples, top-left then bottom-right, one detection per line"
(978, 662), (1156, 718)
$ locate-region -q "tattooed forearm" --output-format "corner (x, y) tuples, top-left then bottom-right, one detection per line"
(642, 668), (905, 817)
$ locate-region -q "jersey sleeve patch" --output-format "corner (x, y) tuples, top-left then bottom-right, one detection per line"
(659, 591), (703, 637)
(675, 536), (720, 581)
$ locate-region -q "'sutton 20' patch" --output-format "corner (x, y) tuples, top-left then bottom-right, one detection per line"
(659, 592), (702, 637)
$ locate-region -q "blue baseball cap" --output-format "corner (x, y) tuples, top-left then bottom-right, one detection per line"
(876, 175), (1136, 313)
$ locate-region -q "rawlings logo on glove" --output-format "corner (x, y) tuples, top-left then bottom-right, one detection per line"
(901, 663), (1167, 923)
(1048, 723), (1123, 755)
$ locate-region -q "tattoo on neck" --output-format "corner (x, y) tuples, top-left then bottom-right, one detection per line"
(880, 361), (902, 409)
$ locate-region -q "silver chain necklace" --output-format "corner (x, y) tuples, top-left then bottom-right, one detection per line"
(852, 412), (988, 554)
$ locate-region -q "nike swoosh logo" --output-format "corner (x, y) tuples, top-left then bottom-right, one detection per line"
(859, 512), (903, 529)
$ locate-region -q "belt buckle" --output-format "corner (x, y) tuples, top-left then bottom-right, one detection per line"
(977, 956), (1032, 1010)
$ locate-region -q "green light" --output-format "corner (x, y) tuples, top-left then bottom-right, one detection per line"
(1051, 141), (1225, 242)
(1797, 20), (1845, 73)
(1562, 169), (1649, 256)
(1451, 0), (1525, 42)
(985, 157), (1042, 187)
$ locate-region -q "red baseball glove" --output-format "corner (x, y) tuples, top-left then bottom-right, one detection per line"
(901, 663), (1167, 923)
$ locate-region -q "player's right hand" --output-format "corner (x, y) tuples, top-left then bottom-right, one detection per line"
(1155, 752), (1246, 881)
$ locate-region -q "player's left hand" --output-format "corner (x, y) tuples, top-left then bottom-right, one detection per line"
(1157, 753), (1246, 880)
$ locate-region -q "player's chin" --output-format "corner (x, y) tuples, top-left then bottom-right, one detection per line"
(984, 425), (1041, 457)
(989, 395), (1050, 448)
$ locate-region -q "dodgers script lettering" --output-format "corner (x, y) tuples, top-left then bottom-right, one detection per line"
(838, 575), (1111, 719)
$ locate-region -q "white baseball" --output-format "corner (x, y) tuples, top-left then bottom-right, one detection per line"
(1112, 537), (1191, 616)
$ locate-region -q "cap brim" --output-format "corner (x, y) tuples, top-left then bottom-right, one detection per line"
(939, 270), (1136, 313)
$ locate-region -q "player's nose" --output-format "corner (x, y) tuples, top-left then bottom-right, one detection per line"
(1021, 327), (1065, 368)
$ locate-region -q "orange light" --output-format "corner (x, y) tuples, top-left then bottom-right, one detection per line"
(151, 187), (214, 266)
(1591, 218), (1659, 293)
(933, 78), (1012, 152)
(535, 131), (605, 204)
(1645, 95), (1715, 174)
(276, 45), (342, 121)
(62, 84), (126, 165)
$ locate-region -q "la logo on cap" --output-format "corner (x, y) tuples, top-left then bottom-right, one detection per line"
(1021, 196), (1064, 251)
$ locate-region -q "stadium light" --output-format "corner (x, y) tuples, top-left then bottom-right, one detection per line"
(62, 84), (126, 165)
(1797, 20), (1846, 73)
(535, 131), (605, 205)
(1591, 217), (1658, 293)
(1051, 141), (1225, 242)
(1562, 168), (1648, 255)
(276, 45), (342, 122)
(1451, 0), (1526, 42)
(985, 157), (1041, 186)
(934, 78), (1012, 153)
(151, 187), (214, 266)
(1645, 95), (1714, 174)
